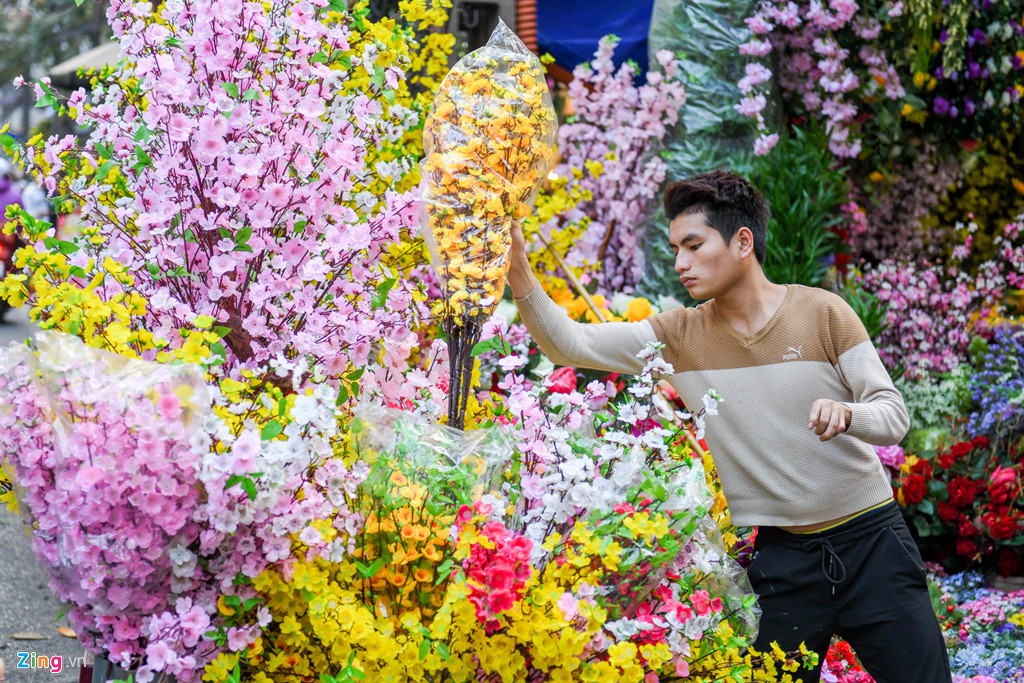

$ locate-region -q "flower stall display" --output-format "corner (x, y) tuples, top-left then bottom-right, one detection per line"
(198, 344), (818, 682)
(420, 19), (557, 429)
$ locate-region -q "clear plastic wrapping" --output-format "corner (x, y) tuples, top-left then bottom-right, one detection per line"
(420, 18), (557, 322)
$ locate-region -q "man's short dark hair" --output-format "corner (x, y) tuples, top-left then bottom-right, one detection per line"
(663, 170), (770, 264)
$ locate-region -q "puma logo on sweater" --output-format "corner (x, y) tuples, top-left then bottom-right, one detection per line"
(783, 345), (803, 361)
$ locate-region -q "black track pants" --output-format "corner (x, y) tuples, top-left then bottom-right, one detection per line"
(748, 501), (953, 683)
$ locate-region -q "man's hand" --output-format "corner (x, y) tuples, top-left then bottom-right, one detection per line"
(808, 399), (852, 442)
(506, 220), (538, 299)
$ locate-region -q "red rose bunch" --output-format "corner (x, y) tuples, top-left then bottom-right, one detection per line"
(896, 433), (1023, 575)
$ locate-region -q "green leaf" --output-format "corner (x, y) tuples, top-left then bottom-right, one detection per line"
(220, 82), (240, 99)
(261, 420), (283, 440)
(242, 88), (260, 101)
(243, 597), (263, 611)
(371, 277), (397, 308)
(383, 89), (396, 106)
(94, 161), (115, 183)
(339, 54), (352, 70)
(418, 639), (431, 660)
(436, 642), (450, 660)
(0, 133), (16, 152)
(134, 126), (152, 142)
(471, 336), (512, 357)
(68, 266), (87, 278)
(214, 325), (232, 338)
(371, 65), (386, 90)
(94, 143), (114, 160)
(347, 367), (365, 381)
(56, 240), (79, 255)
(132, 145), (153, 171)
(311, 51), (329, 64)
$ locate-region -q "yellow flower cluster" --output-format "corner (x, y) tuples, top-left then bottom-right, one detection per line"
(421, 27), (557, 320)
(338, 0), (455, 203)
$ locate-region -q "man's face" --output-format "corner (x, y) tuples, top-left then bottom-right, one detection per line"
(668, 212), (741, 300)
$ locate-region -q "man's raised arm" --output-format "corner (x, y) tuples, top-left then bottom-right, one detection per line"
(507, 222), (661, 375)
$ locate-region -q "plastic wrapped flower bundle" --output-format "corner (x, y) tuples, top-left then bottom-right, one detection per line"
(420, 19), (557, 429)
(0, 333), (235, 681)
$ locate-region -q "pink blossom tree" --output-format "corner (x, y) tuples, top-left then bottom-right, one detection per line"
(543, 38), (686, 294)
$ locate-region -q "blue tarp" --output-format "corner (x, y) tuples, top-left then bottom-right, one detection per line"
(537, 0), (655, 75)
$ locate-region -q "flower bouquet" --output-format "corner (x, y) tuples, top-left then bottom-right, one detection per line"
(420, 19), (557, 429)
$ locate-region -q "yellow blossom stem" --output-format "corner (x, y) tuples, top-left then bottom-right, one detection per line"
(532, 230), (607, 323)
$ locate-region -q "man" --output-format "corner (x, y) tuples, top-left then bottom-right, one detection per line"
(508, 170), (951, 682)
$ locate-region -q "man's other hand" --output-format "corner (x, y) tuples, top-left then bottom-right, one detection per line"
(808, 399), (852, 442)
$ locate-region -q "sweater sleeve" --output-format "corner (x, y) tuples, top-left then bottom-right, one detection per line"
(828, 299), (910, 445)
(513, 284), (661, 374)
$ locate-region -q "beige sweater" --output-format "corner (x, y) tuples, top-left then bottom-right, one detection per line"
(515, 283), (908, 527)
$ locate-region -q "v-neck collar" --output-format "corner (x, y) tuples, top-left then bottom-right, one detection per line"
(711, 284), (792, 348)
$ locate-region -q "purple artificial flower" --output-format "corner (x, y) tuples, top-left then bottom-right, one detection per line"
(972, 28), (987, 45)
(939, 29), (949, 44)
(934, 66), (945, 79)
(933, 97), (951, 115)
(968, 62), (981, 79)
(1012, 55), (1023, 70)
(965, 98), (976, 116)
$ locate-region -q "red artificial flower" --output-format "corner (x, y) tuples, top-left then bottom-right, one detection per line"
(982, 512), (1019, 540)
(911, 459), (934, 477)
(487, 589), (515, 613)
(903, 475), (927, 505)
(947, 476), (977, 507)
(937, 501), (961, 525)
(950, 441), (973, 458)
(971, 436), (989, 449)
(936, 451), (957, 469)
(997, 549), (1024, 577)
(956, 538), (978, 558)
(958, 517), (979, 538)
(547, 366), (578, 394)
(989, 466), (1019, 506)
(487, 565), (515, 592)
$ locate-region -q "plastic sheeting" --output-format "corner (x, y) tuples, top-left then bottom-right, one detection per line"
(637, 0), (760, 303)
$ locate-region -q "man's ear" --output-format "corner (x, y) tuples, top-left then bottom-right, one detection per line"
(735, 226), (755, 258)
